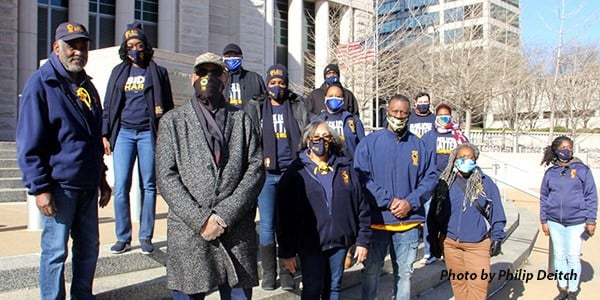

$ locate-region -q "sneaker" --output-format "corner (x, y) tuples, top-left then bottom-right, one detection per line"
(419, 255), (436, 265)
(553, 289), (568, 300)
(110, 241), (130, 254)
(140, 239), (155, 255)
(566, 292), (577, 300)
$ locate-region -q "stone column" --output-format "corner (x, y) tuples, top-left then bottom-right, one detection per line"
(158, 0), (176, 51)
(68, 0), (89, 27)
(314, 0), (329, 88)
(339, 6), (353, 44)
(264, 0), (276, 69)
(115, 0), (135, 45)
(18, 0), (37, 92)
(287, 0), (304, 90)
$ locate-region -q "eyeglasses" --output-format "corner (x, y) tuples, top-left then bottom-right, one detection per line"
(195, 67), (223, 77)
(309, 134), (333, 142)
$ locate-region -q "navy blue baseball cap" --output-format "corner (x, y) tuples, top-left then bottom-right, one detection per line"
(55, 22), (91, 42)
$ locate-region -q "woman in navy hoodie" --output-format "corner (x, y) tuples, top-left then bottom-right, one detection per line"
(540, 136), (597, 300)
(427, 143), (506, 300)
(277, 121), (371, 300)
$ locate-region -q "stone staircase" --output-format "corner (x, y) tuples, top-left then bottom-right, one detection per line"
(0, 142), (26, 203)
(0, 201), (538, 299)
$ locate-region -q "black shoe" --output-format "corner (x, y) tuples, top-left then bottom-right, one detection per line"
(566, 292), (577, 300)
(554, 289), (568, 300)
(110, 241), (130, 254)
(140, 239), (154, 255)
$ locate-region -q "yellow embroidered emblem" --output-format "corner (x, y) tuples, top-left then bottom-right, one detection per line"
(76, 87), (92, 110)
(124, 29), (140, 40)
(411, 150), (419, 166)
(342, 170), (350, 184)
(264, 157), (271, 168)
(313, 162), (334, 175)
(348, 119), (356, 133)
(571, 169), (576, 178)
(155, 106), (163, 116)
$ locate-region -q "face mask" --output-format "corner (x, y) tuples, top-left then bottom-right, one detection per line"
(455, 158), (477, 174)
(223, 57), (242, 72)
(309, 139), (328, 156)
(325, 97), (344, 113)
(267, 86), (287, 102)
(325, 76), (339, 85)
(127, 49), (143, 64)
(416, 104), (430, 114)
(436, 115), (452, 126)
(194, 74), (225, 110)
(555, 148), (572, 162)
(387, 115), (408, 132)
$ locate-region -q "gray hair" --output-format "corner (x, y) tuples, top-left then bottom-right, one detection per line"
(300, 120), (344, 155)
(439, 143), (483, 211)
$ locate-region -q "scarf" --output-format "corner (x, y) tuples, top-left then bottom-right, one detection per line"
(435, 120), (467, 145)
(111, 60), (168, 118)
(191, 97), (226, 165)
(262, 98), (301, 171)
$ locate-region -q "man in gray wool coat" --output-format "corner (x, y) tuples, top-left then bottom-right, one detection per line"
(156, 51), (265, 299)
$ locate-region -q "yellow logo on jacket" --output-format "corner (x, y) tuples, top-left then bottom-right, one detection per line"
(571, 169), (576, 178)
(411, 150), (419, 166)
(348, 119), (356, 133)
(342, 169), (350, 185)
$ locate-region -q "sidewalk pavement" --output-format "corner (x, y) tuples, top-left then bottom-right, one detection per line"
(1, 189), (598, 299)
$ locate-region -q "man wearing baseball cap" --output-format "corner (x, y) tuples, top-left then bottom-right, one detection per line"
(156, 52), (265, 299)
(17, 22), (111, 299)
(222, 43), (266, 109)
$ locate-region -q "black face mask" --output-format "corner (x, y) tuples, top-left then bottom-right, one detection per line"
(194, 74), (225, 111)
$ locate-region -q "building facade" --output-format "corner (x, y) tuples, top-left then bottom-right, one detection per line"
(0, 0), (374, 141)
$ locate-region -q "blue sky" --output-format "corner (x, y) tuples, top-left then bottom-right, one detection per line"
(520, 0), (600, 49)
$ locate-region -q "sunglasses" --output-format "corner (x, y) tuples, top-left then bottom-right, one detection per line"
(195, 67), (223, 77)
(309, 134), (333, 142)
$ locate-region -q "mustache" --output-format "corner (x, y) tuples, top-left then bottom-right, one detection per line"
(68, 55), (85, 62)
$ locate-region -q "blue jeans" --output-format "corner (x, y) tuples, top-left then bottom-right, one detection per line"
(361, 227), (419, 300)
(257, 173), (281, 245)
(112, 128), (156, 242)
(40, 188), (99, 300)
(300, 247), (347, 300)
(422, 198), (431, 257)
(172, 286), (252, 300)
(547, 220), (585, 292)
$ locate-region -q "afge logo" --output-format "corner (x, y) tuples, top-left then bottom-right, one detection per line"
(411, 151), (419, 166)
(124, 29), (141, 39)
(269, 69), (284, 77)
(67, 23), (84, 33)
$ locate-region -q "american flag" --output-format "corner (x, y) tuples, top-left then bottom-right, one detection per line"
(337, 38), (375, 62)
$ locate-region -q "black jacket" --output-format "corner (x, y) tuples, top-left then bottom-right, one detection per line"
(223, 68), (266, 108)
(305, 82), (360, 117)
(244, 91), (309, 140)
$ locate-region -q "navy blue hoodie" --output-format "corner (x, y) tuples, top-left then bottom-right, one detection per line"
(312, 110), (365, 159)
(540, 158), (597, 226)
(276, 151), (371, 258)
(353, 128), (437, 225)
(17, 53), (104, 195)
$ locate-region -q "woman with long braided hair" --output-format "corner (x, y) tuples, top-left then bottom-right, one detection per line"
(427, 143), (506, 300)
(540, 136), (597, 300)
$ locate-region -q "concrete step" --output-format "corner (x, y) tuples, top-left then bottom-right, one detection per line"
(0, 150), (16, 159)
(0, 188), (27, 203)
(0, 178), (23, 189)
(0, 168), (21, 178)
(0, 159), (17, 169)
(0, 142), (16, 151)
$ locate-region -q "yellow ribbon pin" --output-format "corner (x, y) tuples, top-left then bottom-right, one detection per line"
(76, 87), (92, 110)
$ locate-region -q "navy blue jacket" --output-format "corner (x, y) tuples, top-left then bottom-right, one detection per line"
(102, 61), (174, 149)
(17, 53), (104, 195)
(407, 112), (435, 138)
(312, 110), (365, 159)
(540, 158), (598, 226)
(276, 152), (371, 258)
(353, 128), (437, 225)
(428, 170), (507, 243)
(422, 129), (469, 174)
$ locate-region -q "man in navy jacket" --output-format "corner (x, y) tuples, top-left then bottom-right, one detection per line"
(16, 22), (111, 300)
(354, 94), (437, 300)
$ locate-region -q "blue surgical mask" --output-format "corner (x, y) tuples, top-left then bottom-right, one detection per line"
(267, 86), (287, 102)
(127, 49), (143, 64)
(416, 104), (430, 114)
(436, 115), (452, 126)
(325, 97), (344, 113)
(455, 158), (477, 174)
(223, 57), (242, 72)
(309, 139), (327, 156)
(555, 148), (572, 162)
(325, 76), (339, 85)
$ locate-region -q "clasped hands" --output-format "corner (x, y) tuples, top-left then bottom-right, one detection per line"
(390, 198), (411, 219)
(200, 213), (228, 241)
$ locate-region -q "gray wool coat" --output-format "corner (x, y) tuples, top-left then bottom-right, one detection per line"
(156, 100), (265, 294)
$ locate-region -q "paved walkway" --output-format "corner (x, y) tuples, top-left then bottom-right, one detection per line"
(1, 190), (598, 299)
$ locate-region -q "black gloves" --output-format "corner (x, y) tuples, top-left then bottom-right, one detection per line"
(490, 240), (502, 257)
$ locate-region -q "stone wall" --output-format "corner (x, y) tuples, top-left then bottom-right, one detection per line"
(0, 1), (17, 141)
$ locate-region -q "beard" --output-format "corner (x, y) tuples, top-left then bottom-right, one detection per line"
(58, 51), (86, 73)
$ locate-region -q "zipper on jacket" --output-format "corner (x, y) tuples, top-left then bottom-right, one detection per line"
(560, 168), (566, 223)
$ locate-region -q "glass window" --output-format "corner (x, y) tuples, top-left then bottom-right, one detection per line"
(37, 0), (68, 62)
(89, 0), (116, 50)
(134, 0), (158, 45)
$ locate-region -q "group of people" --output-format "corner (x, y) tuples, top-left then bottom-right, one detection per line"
(15, 21), (596, 300)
